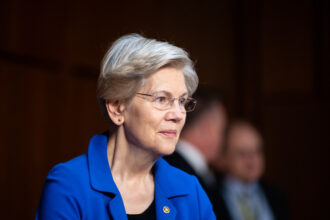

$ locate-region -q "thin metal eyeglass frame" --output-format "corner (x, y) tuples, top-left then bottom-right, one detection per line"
(136, 92), (197, 112)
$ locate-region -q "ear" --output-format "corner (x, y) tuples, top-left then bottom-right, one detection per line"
(105, 100), (126, 126)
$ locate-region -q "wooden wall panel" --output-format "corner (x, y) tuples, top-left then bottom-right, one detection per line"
(3, 0), (70, 61)
(260, 0), (314, 94)
(1, 0), (329, 219)
(261, 96), (330, 219)
(0, 60), (107, 218)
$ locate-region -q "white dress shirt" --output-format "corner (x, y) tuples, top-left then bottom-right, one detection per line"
(222, 176), (274, 220)
(176, 140), (216, 186)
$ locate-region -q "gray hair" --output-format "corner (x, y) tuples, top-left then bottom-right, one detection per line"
(97, 34), (199, 123)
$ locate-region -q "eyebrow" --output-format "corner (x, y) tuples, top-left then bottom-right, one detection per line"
(153, 90), (188, 97)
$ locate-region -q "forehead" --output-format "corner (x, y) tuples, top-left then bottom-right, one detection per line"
(141, 67), (187, 95)
(228, 126), (262, 150)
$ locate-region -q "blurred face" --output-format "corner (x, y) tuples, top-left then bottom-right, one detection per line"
(123, 67), (187, 156)
(201, 103), (227, 161)
(224, 125), (264, 183)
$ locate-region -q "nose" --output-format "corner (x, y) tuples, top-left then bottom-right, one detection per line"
(165, 100), (186, 122)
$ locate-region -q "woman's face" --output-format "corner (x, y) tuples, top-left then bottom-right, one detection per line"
(123, 67), (187, 156)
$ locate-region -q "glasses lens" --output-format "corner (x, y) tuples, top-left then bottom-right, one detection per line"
(153, 94), (170, 110)
(185, 99), (197, 112)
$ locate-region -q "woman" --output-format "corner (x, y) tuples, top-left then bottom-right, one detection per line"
(36, 34), (216, 220)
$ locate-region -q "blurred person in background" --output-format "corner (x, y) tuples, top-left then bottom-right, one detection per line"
(36, 34), (216, 220)
(218, 120), (288, 220)
(164, 89), (227, 218)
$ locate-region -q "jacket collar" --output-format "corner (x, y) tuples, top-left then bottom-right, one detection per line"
(87, 133), (189, 219)
(88, 133), (189, 197)
(154, 158), (190, 198)
(153, 158), (189, 219)
(87, 133), (119, 195)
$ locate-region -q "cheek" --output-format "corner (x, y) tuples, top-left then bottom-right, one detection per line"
(136, 110), (167, 145)
(124, 106), (158, 144)
(147, 110), (166, 130)
(255, 157), (265, 171)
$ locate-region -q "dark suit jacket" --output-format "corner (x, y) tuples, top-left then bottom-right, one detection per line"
(214, 175), (289, 220)
(164, 151), (289, 220)
(163, 151), (212, 194)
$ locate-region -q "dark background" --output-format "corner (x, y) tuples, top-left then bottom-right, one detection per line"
(1, 0), (329, 219)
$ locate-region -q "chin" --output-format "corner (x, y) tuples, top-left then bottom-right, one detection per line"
(156, 143), (176, 156)
(154, 136), (178, 155)
(242, 175), (259, 183)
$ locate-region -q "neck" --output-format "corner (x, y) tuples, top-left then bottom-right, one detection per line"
(107, 127), (157, 182)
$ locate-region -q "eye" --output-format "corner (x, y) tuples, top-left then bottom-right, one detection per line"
(154, 96), (168, 104)
(178, 97), (187, 105)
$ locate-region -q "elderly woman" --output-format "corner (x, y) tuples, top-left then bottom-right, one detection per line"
(36, 34), (216, 220)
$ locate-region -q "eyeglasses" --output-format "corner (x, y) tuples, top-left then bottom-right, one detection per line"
(136, 91), (197, 112)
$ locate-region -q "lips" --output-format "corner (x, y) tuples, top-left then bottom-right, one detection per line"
(159, 130), (177, 138)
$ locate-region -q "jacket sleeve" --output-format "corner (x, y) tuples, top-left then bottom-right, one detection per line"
(35, 164), (81, 220)
(193, 176), (217, 220)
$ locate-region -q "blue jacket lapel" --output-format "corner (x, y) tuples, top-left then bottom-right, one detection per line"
(87, 134), (191, 220)
(155, 187), (177, 220)
(88, 134), (118, 194)
(88, 134), (128, 219)
(107, 195), (127, 220)
(154, 158), (190, 220)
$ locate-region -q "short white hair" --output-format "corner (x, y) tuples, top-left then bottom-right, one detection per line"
(97, 34), (199, 123)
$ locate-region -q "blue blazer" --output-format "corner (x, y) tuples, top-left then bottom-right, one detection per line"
(36, 134), (216, 220)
